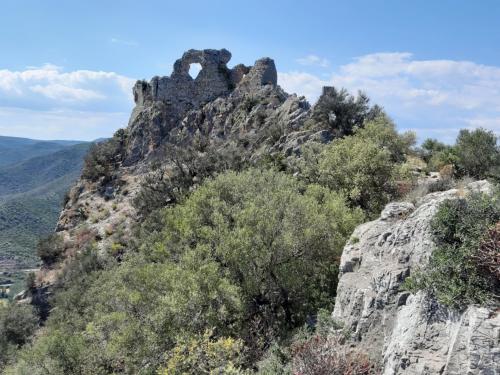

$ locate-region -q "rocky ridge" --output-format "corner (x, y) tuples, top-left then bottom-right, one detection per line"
(333, 180), (500, 374)
(47, 49), (321, 284)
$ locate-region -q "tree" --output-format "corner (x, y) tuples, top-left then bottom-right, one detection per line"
(141, 169), (363, 355)
(81, 129), (127, 184)
(1, 304), (37, 368)
(303, 115), (415, 214)
(421, 138), (448, 163)
(307, 86), (382, 137)
(37, 233), (65, 266)
(455, 128), (499, 179)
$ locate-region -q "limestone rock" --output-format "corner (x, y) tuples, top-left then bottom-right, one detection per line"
(332, 180), (500, 374)
(125, 49), (286, 164)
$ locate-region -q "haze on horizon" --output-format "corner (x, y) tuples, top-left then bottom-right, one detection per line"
(1, 0), (500, 143)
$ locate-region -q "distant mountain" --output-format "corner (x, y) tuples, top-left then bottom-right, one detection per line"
(0, 135), (84, 167)
(0, 141), (90, 269)
(0, 143), (90, 196)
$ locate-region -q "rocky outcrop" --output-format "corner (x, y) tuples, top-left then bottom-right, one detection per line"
(125, 48), (309, 164)
(52, 49), (322, 280)
(332, 181), (500, 374)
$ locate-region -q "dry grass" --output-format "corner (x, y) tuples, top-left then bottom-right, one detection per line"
(291, 334), (378, 375)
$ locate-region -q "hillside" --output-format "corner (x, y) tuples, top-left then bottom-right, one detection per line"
(0, 142), (90, 270)
(1, 49), (498, 375)
(0, 136), (82, 167)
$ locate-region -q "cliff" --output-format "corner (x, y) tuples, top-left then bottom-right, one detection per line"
(332, 180), (500, 374)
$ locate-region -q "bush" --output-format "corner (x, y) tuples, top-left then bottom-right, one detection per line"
(158, 330), (246, 375)
(0, 303), (38, 347)
(81, 129), (127, 183)
(0, 303), (38, 369)
(420, 138), (448, 162)
(455, 128), (499, 179)
(141, 169), (363, 351)
(404, 190), (500, 308)
(133, 141), (250, 218)
(475, 223), (500, 283)
(307, 86), (382, 137)
(37, 233), (65, 266)
(302, 115), (414, 214)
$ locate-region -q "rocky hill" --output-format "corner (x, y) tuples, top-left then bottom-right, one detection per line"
(333, 180), (499, 374)
(0, 142), (89, 269)
(7, 49), (497, 374)
(51, 49), (328, 281)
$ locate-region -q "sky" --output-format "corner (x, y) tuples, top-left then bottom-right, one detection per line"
(1, 0), (500, 143)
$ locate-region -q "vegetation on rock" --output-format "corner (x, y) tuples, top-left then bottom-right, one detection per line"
(3, 48), (499, 374)
(405, 190), (500, 308)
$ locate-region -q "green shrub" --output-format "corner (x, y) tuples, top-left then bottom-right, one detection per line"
(404, 190), (500, 308)
(313, 116), (413, 214)
(37, 233), (65, 266)
(454, 128), (499, 179)
(297, 115), (415, 215)
(307, 86), (382, 137)
(141, 169), (363, 349)
(81, 129), (127, 183)
(0, 303), (38, 367)
(0, 303), (38, 347)
(158, 330), (246, 375)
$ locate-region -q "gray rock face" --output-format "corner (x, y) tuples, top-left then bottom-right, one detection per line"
(126, 49), (283, 164)
(332, 181), (500, 374)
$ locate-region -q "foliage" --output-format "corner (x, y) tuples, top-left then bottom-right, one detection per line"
(0, 303), (38, 368)
(256, 310), (372, 375)
(81, 130), (127, 183)
(306, 87), (382, 137)
(158, 330), (246, 375)
(140, 169), (363, 354)
(10, 169), (362, 374)
(404, 191), (500, 308)
(37, 233), (65, 266)
(420, 138), (449, 164)
(133, 140), (250, 218)
(0, 304), (38, 347)
(454, 128), (499, 179)
(475, 223), (500, 281)
(299, 115), (415, 214)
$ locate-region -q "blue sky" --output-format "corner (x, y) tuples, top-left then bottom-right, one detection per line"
(1, 0), (500, 142)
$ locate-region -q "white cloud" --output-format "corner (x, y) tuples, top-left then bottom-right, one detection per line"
(278, 72), (329, 102)
(280, 52), (500, 141)
(30, 83), (105, 102)
(296, 55), (330, 68)
(0, 64), (136, 140)
(0, 64), (135, 110)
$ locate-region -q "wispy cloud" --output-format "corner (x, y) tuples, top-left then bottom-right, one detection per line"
(280, 52), (500, 141)
(110, 37), (138, 47)
(296, 54), (330, 68)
